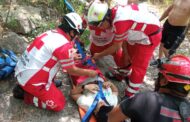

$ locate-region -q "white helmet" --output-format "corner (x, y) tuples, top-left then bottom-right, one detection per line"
(64, 12), (83, 34)
(87, 0), (108, 23)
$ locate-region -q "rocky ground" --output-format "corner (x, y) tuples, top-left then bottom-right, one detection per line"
(0, 1), (190, 122)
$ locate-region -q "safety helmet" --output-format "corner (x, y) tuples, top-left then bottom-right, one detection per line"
(87, 0), (108, 24)
(64, 12), (84, 34)
(159, 55), (190, 85)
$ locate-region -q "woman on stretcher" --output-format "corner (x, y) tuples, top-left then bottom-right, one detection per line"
(70, 39), (118, 122)
(70, 76), (118, 122)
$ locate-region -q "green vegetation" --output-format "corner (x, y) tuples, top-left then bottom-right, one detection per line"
(28, 21), (56, 42)
(148, 0), (172, 4)
(80, 29), (91, 47)
(6, 17), (19, 31)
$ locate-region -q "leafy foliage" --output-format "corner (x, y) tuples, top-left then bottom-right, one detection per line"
(80, 29), (91, 47)
(6, 17), (19, 31)
(28, 21), (56, 42)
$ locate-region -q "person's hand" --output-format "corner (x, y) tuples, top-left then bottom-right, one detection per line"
(103, 82), (113, 88)
(92, 53), (101, 60)
(88, 70), (98, 77)
(85, 84), (99, 93)
(73, 53), (82, 60)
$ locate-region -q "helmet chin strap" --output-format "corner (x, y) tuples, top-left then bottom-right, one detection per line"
(159, 87), (187, 98)
(69, 30), (78, 40)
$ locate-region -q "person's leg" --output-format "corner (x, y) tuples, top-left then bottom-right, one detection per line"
(158, 43), (164, 59)
(22, 82), (66, 112)
(105, 41), (132, 81)
(125, 44), (151, 97)
(125, 32), (161, 97)
(161, 20), (186, 57)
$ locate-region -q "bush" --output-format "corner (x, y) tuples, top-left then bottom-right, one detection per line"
(80, 29), (90, 47)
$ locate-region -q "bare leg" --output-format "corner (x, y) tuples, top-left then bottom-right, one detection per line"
(158, 43), (164, 59)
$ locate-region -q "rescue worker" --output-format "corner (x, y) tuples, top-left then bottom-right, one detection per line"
(87, 0), (126, 69)
(12, 12), (98, 112)
(87, 0), (161, 97)
(108, 55), (190, 122)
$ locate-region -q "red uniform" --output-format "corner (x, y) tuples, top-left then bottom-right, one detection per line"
(15, 28), (75, 111)
(89, 25), (125, 67)
(112, 4), (162, 96)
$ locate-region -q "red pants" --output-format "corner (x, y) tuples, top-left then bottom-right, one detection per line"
(21, 81), (65, 112)
(90, 42), (125, 68)
(125, 32), (161, 97)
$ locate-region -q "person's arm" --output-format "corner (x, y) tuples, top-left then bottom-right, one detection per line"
(66, 66), (97, 77)
(70, 85), (84, 101)
(108, 105), (128, 122)
(92, 41), (122, 60)
(103, 81), (118, 96)
(70, 83), (99, 101)
(159, 4), (174, 21)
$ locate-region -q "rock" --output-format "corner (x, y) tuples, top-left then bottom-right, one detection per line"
(0, 32), (27, 54)
(0, 5), (42, 34)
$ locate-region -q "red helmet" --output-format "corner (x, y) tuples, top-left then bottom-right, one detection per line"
(160, 55), (190, 85)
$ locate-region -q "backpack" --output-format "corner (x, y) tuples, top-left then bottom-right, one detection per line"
(0, 48), (17, 79)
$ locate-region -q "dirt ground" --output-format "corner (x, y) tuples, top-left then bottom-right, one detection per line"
(0, 2), (190, 122)
(0, 36), (189, 122)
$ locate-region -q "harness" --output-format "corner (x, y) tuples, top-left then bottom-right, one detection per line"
(0, 48), (17, 79)
(74, 39), (109, 122)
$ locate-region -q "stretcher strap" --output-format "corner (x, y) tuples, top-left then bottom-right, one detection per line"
(82, 93), (99, 122)
(75, 39), (96, 67)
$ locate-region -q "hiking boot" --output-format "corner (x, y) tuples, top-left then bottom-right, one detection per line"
(54, 80), (62, 87)
(150, 59), (161, 67)
(105, 67), (131, 81)
(12, 84), (24, 100)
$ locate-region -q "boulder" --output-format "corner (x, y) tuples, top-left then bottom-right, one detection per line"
(0, 32), (28, 54)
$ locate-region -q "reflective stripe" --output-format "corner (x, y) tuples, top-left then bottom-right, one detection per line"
(32, 83), (46, 86)
(33, 97), (39, 107)
(131, 22), (137, 29)
(114, 31), (128, 38)
(42, 66), (50, 72)
(160, 106), (181, 119)
(114, 35), (128, 41)
(61, 62), (74, 67)
(128, 80), (141, 88)
(42, 102), (46, 109)
(141, 24), (147, 31)
(60, 58), (73, 63)
(168, 60), (182, 66)
(126, 86), (138, 93)
(51, 56), (57, 61)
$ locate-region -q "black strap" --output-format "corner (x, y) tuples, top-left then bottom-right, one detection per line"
(148, 28), (162, 37)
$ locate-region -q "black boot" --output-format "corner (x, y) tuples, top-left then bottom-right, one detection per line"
(150, 59), (161, 67)
(54, 80), (62, 87)
(12, 84), (24, 100)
